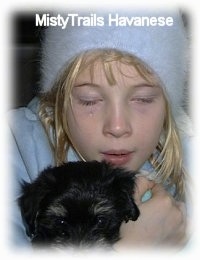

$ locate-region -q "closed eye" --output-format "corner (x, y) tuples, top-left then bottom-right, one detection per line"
(131, 97), (155, 104)
(129, 93), (158, 104)
(78, 99), (103, 106)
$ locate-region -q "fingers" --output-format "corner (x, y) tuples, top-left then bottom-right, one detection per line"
(132, 176), (189, 248)
(134, 176), (155, 204)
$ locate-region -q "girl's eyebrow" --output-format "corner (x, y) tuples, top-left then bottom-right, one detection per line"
(74, 83), (100, 88)
(74, 82), (158, 89)
(131, 83), (157, 88)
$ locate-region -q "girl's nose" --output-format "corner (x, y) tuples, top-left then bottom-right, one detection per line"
(103, 105), (132, 138)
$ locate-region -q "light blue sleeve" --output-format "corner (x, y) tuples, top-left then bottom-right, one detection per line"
(7, 99), (55, 248)
(8, 126), (32, 248)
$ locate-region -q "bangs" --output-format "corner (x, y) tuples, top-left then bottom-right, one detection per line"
(75, 49), (162, 88)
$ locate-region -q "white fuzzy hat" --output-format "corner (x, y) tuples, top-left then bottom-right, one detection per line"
(40, 9), (192, 136)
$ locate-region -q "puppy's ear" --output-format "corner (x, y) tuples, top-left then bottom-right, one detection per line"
(112, 171), (140, 222)
(18, 180), (48, 238)
(121, 192), (140, 223)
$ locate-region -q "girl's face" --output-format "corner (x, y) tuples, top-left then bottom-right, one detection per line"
(67, 61), (165, 171)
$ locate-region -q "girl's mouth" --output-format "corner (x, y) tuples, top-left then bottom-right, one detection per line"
(101, 150), (133, 166)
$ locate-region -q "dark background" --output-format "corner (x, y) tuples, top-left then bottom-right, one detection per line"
(12, 13), (42, 108)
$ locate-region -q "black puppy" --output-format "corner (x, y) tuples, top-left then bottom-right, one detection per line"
(18, 161), (139, 249)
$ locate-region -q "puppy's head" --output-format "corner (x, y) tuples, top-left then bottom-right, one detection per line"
(19, 161), (139, 249)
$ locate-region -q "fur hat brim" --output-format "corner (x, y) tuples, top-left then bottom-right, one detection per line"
(40, 9), (192, 136)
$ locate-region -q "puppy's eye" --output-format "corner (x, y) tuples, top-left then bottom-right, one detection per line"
(56, 218), (67, 225)
(96, 216), (107, 228)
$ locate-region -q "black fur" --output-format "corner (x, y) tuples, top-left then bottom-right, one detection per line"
(18, 161), (139, 249)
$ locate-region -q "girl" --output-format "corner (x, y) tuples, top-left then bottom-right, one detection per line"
(9, 9), (193, 249)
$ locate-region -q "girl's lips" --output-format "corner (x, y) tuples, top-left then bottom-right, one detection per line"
(101, 150), (133, 166)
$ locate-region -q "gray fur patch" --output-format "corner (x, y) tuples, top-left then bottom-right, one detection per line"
(46, 203), (67, 217)
(93, 200), (114, 215)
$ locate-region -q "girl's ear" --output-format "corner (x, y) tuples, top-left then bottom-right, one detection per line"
(18, 181), (48, 238)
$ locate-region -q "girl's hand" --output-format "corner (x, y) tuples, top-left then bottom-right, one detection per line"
(114, 176), (187, 250)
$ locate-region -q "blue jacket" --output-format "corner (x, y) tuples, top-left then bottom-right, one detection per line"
(8, 97), (193, 248)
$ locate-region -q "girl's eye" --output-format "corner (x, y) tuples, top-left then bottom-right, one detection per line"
(131, 97), (154, 104)
(79, 99), (102, 106)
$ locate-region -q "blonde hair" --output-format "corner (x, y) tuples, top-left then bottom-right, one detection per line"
(39, 49), (186, 200)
